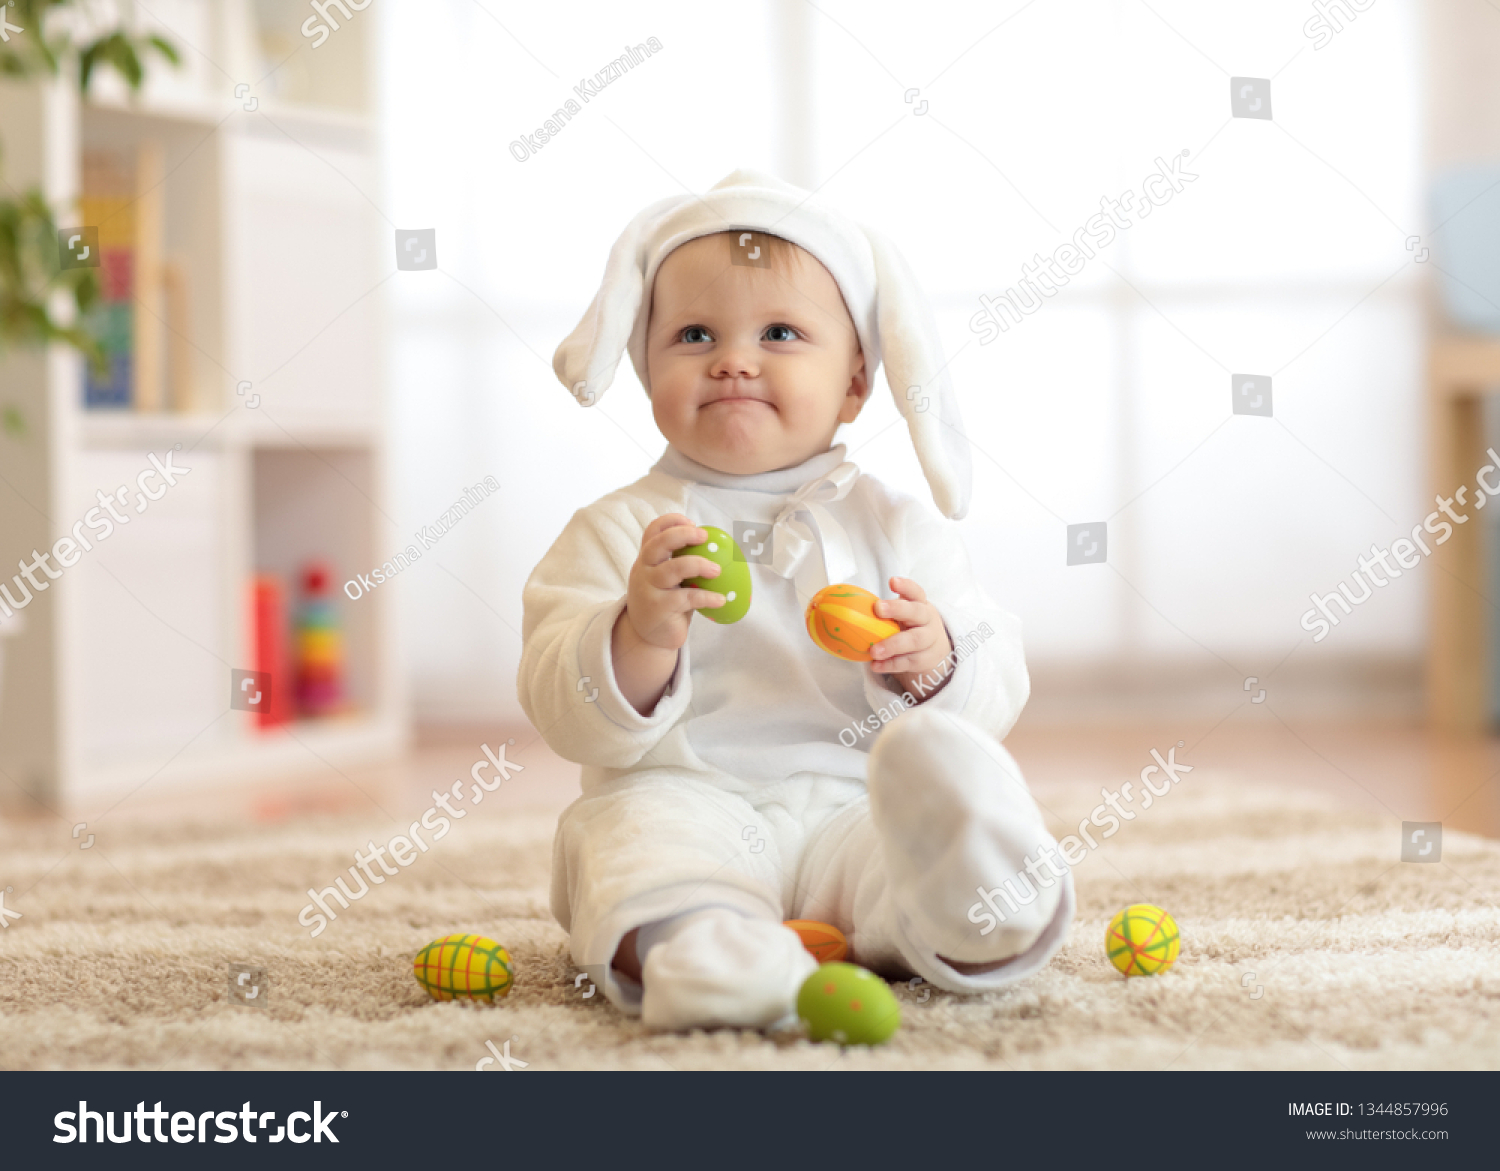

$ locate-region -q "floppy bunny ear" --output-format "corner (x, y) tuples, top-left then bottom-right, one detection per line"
(864, 226), (973, 520)
(553, 194), (684, 407)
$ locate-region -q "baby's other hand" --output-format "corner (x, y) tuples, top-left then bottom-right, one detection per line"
(621, 513), (725, 651)
(869, 576), (953, 695)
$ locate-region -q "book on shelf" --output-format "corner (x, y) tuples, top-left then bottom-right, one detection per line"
(80, 141), (193, 412)
(80, 149), (134, 408)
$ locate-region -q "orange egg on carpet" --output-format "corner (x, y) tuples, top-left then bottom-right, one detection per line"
(784, 919), (849, 964)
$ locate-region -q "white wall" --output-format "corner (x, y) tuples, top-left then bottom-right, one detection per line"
(379, 0), (1426, 725)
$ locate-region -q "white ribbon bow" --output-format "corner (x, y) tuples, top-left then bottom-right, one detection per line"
(764, 461), (861, 599)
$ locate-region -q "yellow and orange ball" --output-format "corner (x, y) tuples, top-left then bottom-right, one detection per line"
(1105, 904), (1180, 977)
(413, 933), (514, 1002)
(805, 584), (901, 663)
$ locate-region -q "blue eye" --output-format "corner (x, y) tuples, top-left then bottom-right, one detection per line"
(681, 326), (712, 343)
(765, 324), (798, 342)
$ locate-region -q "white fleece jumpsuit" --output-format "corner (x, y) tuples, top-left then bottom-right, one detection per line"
(517, 442), (1075, 1016)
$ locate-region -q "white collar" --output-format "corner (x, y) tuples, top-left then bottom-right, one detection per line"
(653, 443), (853, 496)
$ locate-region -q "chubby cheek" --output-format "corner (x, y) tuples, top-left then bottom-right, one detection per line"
(648, 364), (696, 431)
(776, 358), (848, 428)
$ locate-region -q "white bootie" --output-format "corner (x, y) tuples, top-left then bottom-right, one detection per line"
(867, 706), (1066, 965)
(639, 907), (818, 1031)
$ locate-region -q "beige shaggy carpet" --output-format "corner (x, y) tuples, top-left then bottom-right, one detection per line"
(2, 770), (1499, 1070)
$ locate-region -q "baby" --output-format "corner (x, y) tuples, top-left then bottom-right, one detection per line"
(519, 170), (1073, 1031)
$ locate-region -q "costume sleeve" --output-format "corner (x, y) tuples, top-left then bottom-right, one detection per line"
(517, 501), (693, 768)
(859, 495), (1030, 741)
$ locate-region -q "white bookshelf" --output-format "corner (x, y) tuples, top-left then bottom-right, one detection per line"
(0, 0), (406, 803)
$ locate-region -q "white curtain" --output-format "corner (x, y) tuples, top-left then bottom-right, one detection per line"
(380, 0), (1423, 723)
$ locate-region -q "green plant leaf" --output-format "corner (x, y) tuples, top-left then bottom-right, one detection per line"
(0, 2), (183, 369)
(0, 2), (181, 367)
(147, 35), (180, 67)
(0, 183), (103, 370)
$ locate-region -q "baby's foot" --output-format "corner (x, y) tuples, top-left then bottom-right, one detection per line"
(637, 907), (817, 1031)
(867, 706), (1066, 967)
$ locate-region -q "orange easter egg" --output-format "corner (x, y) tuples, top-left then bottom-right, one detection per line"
(784, 919), (849, 964)
(805, 584), (901, 662)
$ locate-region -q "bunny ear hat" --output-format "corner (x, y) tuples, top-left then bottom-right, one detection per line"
(552, 168), (972, 520)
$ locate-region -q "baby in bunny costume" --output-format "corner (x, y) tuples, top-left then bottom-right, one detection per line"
(518, 168), (1073, 1032)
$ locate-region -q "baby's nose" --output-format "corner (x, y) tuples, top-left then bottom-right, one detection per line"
(710, 343), (759, 379)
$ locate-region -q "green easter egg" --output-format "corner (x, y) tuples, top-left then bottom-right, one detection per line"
(673, 525), (751, 624)
(797, 962), (901, 1045)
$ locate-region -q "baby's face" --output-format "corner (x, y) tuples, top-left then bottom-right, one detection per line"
(645, 234), (868, 474)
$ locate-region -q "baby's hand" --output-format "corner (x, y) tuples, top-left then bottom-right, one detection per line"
(621, 513), (725, 651)
(870, 576), (954, 696)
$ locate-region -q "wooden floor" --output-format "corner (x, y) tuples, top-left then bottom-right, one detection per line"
(74, 709), (1500, 843)
(1005, 712), (1500, 841)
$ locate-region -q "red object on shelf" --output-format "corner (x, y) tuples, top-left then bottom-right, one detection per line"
(99, 248), (133, 301)
(251, 574), (292, 729)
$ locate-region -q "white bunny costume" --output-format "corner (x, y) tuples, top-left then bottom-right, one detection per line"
(521, 169), (1073, 1030)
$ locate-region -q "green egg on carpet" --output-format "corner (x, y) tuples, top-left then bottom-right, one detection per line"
(796, 962), (901, 1045)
